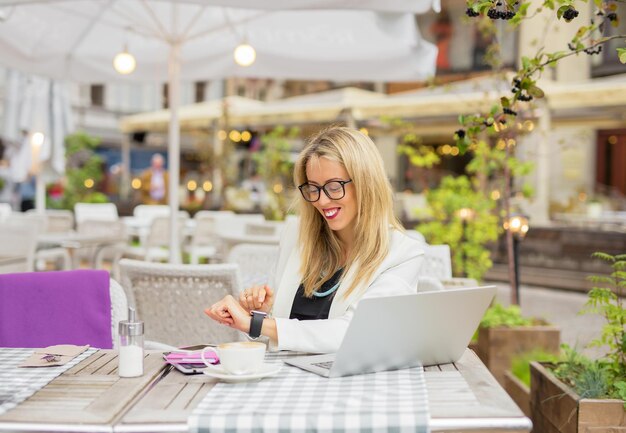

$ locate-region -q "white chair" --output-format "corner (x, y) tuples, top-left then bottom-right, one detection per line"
(0, 221), (39, 273)
(0, 203), (12, 220)
(44, 209), (74, 232)
(214, 213), (265, 236)
(420, 245), (453, 279)
(416, 244), (478, 291)
(77, 219), (128, 279)
(5, 212), (71, 271)
(132, 204), (170, 228)
(119, 259), (243, 347)
(184, 211), (224, 264)
(124, 215), (185, 262)
(74, 203), (119, 225)
(244, 220), (285, 237)
(109, 278), (129, 349)
(226, 243), (280, 292)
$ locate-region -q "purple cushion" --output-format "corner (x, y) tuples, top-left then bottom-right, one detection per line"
(0, 270), (112, 349)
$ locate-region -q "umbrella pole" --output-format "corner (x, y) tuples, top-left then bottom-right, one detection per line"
(168, 42), (182, 264)
(35, 173), (45, 213)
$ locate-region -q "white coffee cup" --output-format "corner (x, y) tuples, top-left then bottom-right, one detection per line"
(202, 341), (266, 375)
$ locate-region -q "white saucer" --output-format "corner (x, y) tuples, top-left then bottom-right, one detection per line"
(202, 362), (283, 383)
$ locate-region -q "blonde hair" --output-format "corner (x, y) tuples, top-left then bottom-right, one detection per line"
(293, 126), (402, 298)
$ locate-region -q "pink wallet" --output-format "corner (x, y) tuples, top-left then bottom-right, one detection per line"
(165, 349), (219, 364)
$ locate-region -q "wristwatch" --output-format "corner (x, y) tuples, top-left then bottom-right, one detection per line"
(249, 310), (267, 339)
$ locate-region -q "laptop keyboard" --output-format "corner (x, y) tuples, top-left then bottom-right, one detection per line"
(312, 361), (334, 370)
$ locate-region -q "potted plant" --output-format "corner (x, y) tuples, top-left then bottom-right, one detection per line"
(504, 349), (559, 417)
(49, 131), (109, 210)
(474, 302), (560, 387)
(530, 252), (626, 433)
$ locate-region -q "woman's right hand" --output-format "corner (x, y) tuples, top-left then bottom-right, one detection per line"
(239, 284), (274, 313)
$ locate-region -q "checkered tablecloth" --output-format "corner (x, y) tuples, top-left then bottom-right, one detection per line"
(0, 347), (96, 416)
(189, 352), (430, 433)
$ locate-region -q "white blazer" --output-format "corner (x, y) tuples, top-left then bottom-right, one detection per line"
(269, 219), (424, 353)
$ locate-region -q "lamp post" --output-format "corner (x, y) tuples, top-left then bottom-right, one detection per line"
(503, 214), (529, 305)
(456, 207), (475, 277)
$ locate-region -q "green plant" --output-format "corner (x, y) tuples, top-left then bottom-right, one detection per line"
(471, 302), (536, 342)
(49, 131), (109, 210)
(549, 253), (626, 408)
(480, 302), (535, 328)
(583, 252), (626, 380)
(253, 126), (299, 221)
(511, 349), (559, 387)
(575, 363), (610, 399)
(417, 175), (499, 280)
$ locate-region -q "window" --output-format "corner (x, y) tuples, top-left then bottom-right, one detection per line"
(596, 130), (626, 195)
(162, 83), (169, 109)
(90, 84), (105, 107)
(194, 81), (206, 102)
(591, 2), (626, 77)
(416, 0), (518, 74)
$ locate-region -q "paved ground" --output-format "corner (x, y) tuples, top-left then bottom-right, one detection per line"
(489, 281), (608, 359)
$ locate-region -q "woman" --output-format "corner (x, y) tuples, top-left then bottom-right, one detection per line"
(205, 127), (424, 353)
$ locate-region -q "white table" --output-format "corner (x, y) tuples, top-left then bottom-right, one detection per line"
(38, 232), (128, 269)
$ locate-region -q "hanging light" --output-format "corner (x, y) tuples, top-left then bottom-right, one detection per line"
(234, 42), (256, 67)
(30, 132), (44, 147)
(113, 44), (136, 75)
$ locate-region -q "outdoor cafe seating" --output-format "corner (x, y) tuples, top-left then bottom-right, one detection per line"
(0, 266), (531, 433)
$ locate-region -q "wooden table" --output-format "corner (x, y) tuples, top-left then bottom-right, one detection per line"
(0, 350), (531, 433)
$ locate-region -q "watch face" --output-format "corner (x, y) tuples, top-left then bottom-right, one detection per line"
(251, 310), (267, 317)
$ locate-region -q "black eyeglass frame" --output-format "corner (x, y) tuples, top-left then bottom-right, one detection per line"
(298, 179), (353, 202)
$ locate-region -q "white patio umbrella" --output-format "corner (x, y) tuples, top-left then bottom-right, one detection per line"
(0, 1), (439, 262)
(1, 69), (74, 212)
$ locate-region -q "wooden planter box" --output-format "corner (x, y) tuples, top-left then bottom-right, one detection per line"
(504, 370), (531, 417)
(530, 361), (626, 433)
(476, 325), (560, 387)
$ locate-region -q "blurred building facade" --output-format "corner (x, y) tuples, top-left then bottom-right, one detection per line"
(0, 0), (624, 221)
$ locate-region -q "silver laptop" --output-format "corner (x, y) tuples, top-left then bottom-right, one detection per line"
(284, 285), (496, 377)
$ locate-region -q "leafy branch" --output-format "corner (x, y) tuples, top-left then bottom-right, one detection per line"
(455, 0), (626, 150)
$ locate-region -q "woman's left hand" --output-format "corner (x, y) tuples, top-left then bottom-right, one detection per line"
(204, 295), (252, 333)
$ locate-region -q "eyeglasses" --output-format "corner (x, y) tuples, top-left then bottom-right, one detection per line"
(298, 179), (352, 202)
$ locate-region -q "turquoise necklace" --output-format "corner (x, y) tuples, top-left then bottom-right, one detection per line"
(312, 281), (340, 298)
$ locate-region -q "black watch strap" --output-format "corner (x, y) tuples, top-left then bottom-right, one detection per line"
(249, 310), (267, 339)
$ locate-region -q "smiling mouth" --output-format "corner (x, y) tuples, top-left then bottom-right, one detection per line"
(324, 208), (339, 219)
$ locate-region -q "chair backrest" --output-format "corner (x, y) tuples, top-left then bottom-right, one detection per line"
(226, 243), (280, 292)
(77, 219), (126, 238)
(109, 278), (129, 349)
(27, 209), (74, 232)
(195, 210), (235, 219)
(190, 212), (220, 246)
(146, 215), (186, 248)
(419, 244), (453, 280)
(243, 221), (285, 237)
(0, 214), (44, 272)
(74, 203), (119, 224)
(119, 259), (242, 347)
(0, 270), (118, 349)
(214, 213), (265, 236)
(0, 203), (12, 220)
(133, 204), (170, 222)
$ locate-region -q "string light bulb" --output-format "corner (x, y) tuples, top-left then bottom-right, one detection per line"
(113, 45), (136, 75)
(234, 42), (256, 67)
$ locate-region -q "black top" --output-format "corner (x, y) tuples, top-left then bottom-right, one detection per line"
(289, 269), (343, 321)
